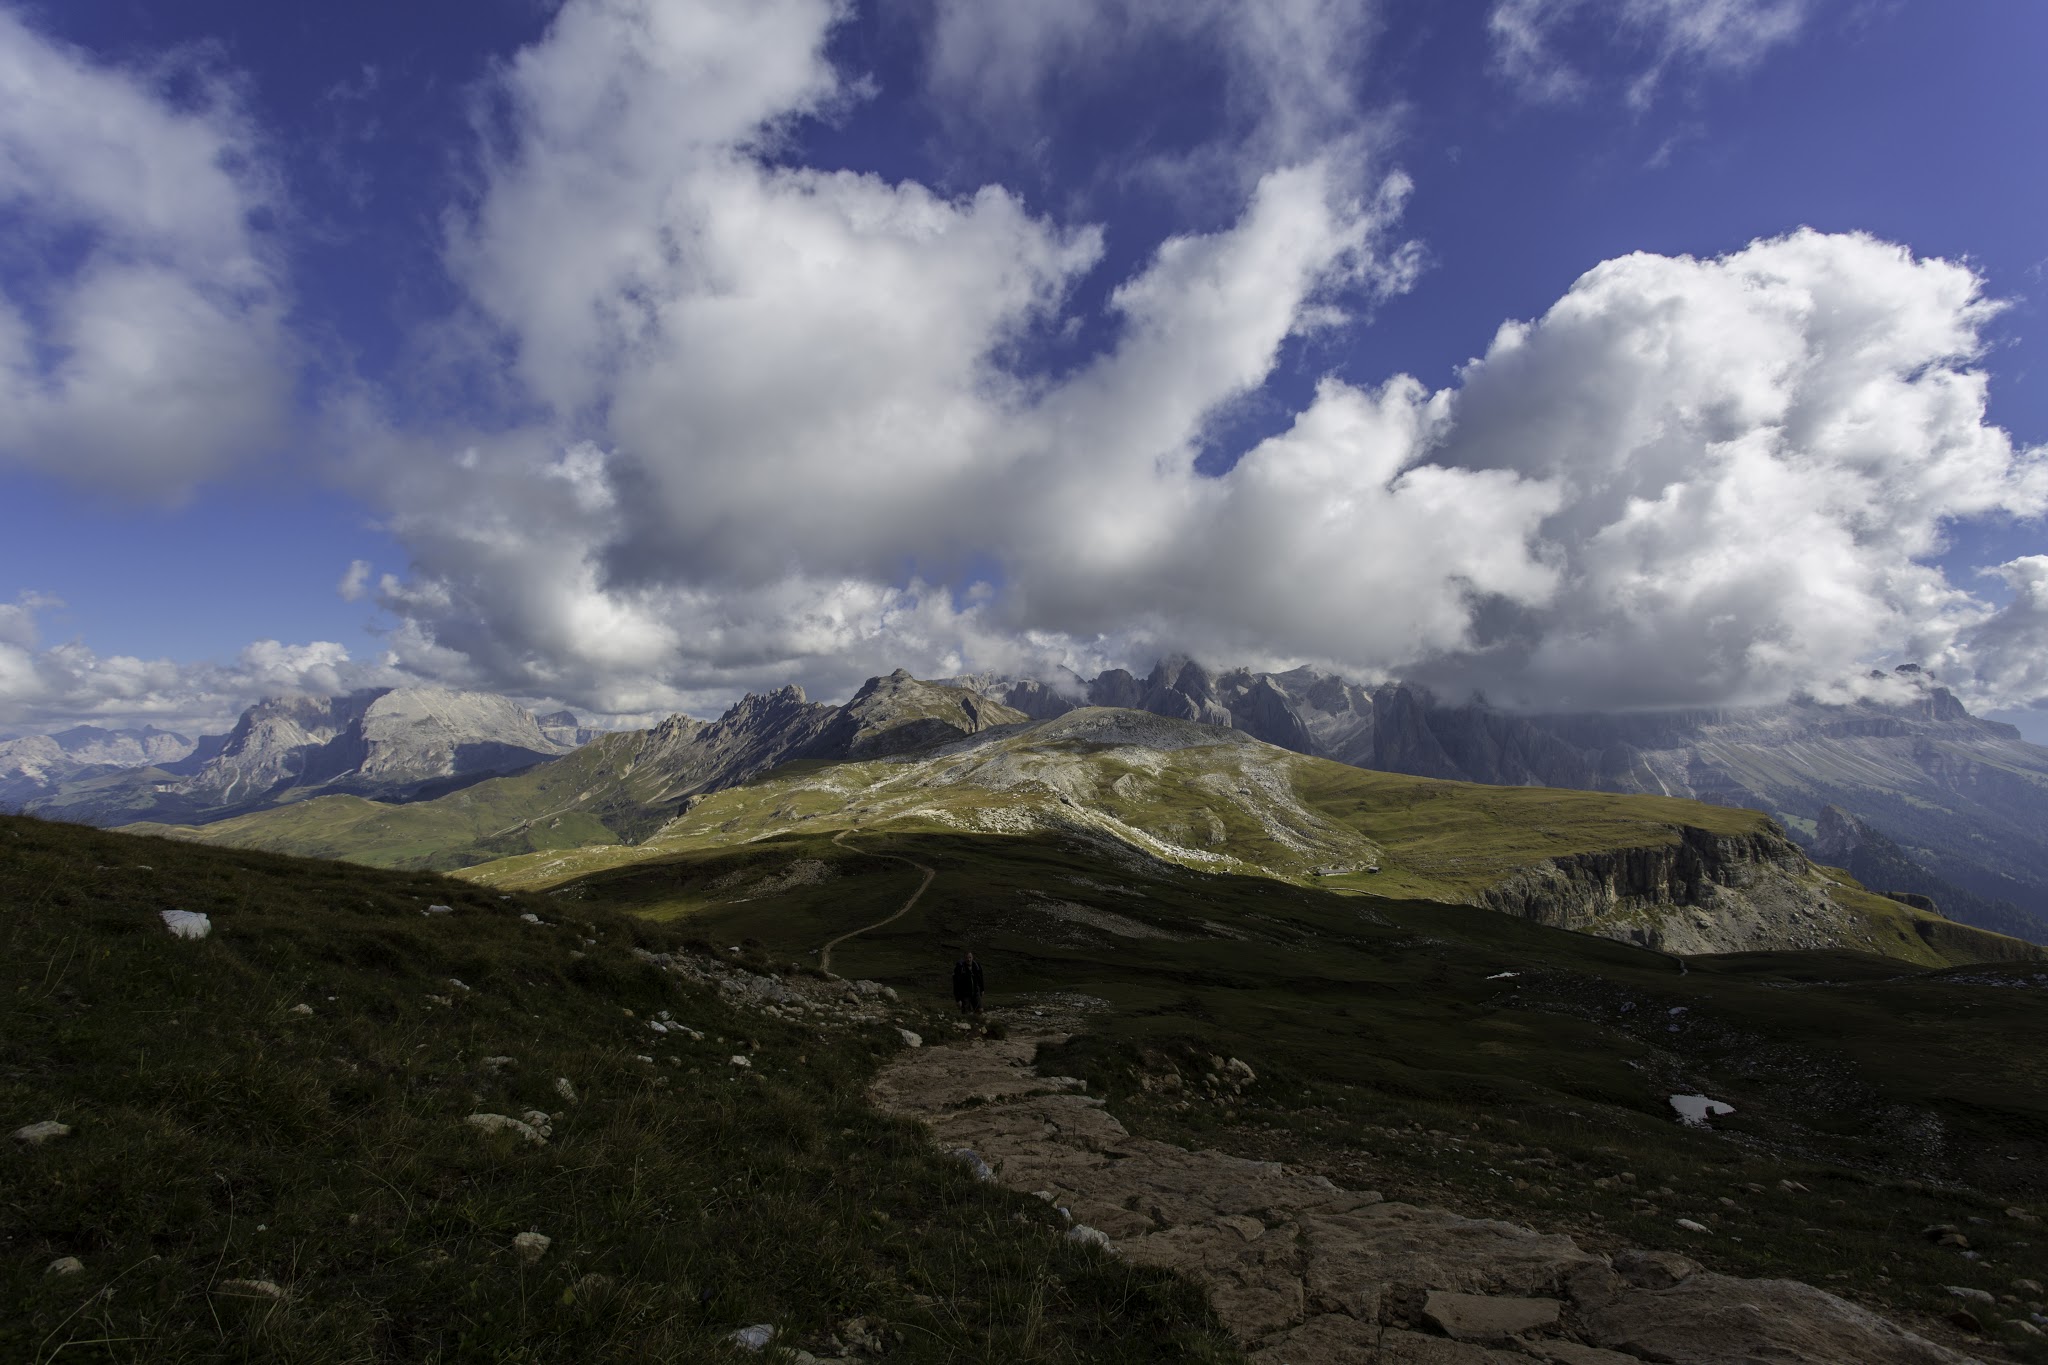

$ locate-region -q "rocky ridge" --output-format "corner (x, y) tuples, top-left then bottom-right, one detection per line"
(956, 662), (2048, 942)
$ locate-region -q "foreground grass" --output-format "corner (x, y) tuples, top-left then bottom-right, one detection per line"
(560, 828), (2048, 1358)
(0, 814), (1237, 1364)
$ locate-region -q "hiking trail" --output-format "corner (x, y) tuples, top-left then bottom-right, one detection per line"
(871, 1011), (1980, 1365)
(818, 828), (935, 975)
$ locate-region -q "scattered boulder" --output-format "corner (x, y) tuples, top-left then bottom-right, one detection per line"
(728, 1323), (776, 1352)
(160, 909), (211, 939)
(216, 1279), (285, 1299)
(554, 1077), (579, 1105)
(46, 1257), (82, 1276)
(1674, 1218), (1709, 1234)
(899, 1029), (923, 1048)
(1067, 1224), (1112, 1251)
(512, 1231), (551, 1265)
(11, 1120), (72, 1146)
(423, 904), (454, 915)
(289, 1003), (313, 1016)
(1946, 1286), (1995, 1305)
(730, 1055), (752, 1069)
(948, 1147), (995, 1182)
(465, 1113), (548, 1145)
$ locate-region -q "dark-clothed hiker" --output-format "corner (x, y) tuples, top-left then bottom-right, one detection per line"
(951, 951), (985, 1014)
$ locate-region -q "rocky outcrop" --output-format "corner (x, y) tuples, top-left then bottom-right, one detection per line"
(1477, 825), (1832, 955)
(1474, 823), (2043, 961)
(873, 1029), (1978, 1365)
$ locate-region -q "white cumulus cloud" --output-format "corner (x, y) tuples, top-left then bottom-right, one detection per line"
(313, 0), (2047, 727)
(0, 8), (293, 497)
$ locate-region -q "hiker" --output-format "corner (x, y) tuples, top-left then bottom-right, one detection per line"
(951, 950), (985, 1015)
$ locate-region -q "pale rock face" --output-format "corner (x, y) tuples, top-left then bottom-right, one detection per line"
(536, 709), (603, 747)
(0, 725), (197, 806)
(144, 687), (569, 813)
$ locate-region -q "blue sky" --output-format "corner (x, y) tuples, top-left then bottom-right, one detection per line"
(1, 0), (2045, 737)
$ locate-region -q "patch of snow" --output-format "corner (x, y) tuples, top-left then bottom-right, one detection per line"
(1670, 1094), (1735, 1127)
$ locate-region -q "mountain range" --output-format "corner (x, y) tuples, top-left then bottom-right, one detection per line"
(956, 661), (2048, 942)
(13, 659), (2048, 948)
(2, 688), (577, 824)
(107, 670), (2031, 968)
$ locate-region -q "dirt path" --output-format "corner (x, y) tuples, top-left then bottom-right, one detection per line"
(871, 1014), (1979, 1365)
(818, 829), (935, 976)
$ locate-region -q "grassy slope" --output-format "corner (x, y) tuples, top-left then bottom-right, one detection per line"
(461, 732), (1764, 890)
(534, 827), (2048, 1357)
(0, 815), (1235, 1364)
(130, 709), (2031, 967)
(457, 729), (2025, 969)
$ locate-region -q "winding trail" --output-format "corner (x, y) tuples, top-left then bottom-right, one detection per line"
(818, 828), (935, 975)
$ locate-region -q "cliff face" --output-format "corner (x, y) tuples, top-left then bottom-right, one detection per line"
(1476, 822), (2041, 963)
(171, 688), (567, 807)
(1477, 824), (1826, 954)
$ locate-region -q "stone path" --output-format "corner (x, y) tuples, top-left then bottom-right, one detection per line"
(872, 1027), (1983, 1365)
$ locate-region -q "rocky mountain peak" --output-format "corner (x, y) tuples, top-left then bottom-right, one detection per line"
(808, 672), (1029, 761)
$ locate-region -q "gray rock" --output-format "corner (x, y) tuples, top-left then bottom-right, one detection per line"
(465, 1113), (547, 1145)
(1423, 1289), (1562, 1342)
(727, 1323), (776, 1351)
(512, 1231), (551, 1264)
(46, 1257), (83, 1276)
(948, 1147), (995, 1181)
(11, 1120), (72, 1145)
(160, 909), (211, 939)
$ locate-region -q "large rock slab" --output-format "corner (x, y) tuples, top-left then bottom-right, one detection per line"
(871, 1032), (1981, 1365)
(1580, 1270), (1975, 1365)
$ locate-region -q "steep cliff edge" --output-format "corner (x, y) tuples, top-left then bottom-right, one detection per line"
(1478, 821), (2039, 964)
